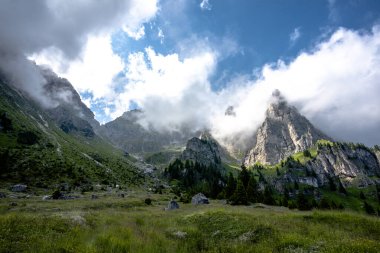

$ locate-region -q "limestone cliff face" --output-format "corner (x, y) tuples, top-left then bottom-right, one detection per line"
(181, 132), (222, 167)
(306, 144), (380, 187)
(244, 101), (330, 166)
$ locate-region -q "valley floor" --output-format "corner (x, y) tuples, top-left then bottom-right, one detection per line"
(0, 192), (379, 253)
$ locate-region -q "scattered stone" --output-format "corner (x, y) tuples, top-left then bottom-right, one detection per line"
(118, 193), (125, 198)
(11, 184), (27, 192)
(42, 195), (51, 200)
(9, 202), (17, 206)
(0, 192), (6, 198)
(166, 200), (179, 210)
(144, 198), (152, 205)
(172, 231), (187, 239)
(91, 194), (98, 199)
(191, 193), (209, 205)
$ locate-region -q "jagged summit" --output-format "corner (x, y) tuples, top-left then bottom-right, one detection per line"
(244, 91), (331, 166)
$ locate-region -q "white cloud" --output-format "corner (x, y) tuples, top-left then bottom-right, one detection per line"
(31, 35), (124, 99)
(110, 47), (217, 131)
(158, 27), (165, 44)
(124, 25), (146, 40)
(108, 26), (380, 147)
(289, 27), (301, 45)
(200, 0), (212, 11)
(28, 0), (159, 101)
(214, 26), (380, 146)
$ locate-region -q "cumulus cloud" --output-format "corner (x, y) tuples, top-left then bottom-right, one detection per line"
(200, 0), (212, 11)
(0, 0), (158, 106)
(110, 47), (217, 131)
(289, 27), (301, 45)
(109, 26), (380, 147)
(31, 35), (124, 99)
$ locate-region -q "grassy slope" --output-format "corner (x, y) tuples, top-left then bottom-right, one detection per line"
(0, 80), (143, 188)
(0, 194), (379, 253)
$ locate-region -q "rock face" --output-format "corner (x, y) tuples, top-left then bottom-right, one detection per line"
(41, 68), (99, 137)
(244, 99), (330, 166)
(181, 132), (222, 167)
(306, 143), (380, 187)
(167, 200), (179, 210)
(11, 184), (27, 192)
(191, 193), (209, 205)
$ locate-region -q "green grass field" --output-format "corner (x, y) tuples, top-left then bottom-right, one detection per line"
(0, 192), (379, 253)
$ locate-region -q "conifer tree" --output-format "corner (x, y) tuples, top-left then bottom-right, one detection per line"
(239, 164), (250, 188)
(246, 176), (258, 203)
(225, 172), (236, 199)
(263, 186), (275, 205)
(231, 179), (248, 205)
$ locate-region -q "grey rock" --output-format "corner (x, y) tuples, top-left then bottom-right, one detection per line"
(11, 184), (27, 192)
(91, 194), (98, 199)
(244, 95), (330, 166)
(181, 132), (222, 167)
(191, 193), (209, 205)
(10, 202), (17, 206)
(306, 143), (380, 187)
(42, 195), (51, 200)
(166, 200), (179, 210)
(0, 192), (6, 198)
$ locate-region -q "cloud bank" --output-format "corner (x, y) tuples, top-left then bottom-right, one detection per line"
(0, 0), (158, 106)
(111, 27), (380, 147)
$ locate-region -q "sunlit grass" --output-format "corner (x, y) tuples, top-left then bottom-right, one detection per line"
(0, 194), (379, 253)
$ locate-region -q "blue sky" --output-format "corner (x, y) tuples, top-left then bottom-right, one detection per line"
(28, 0), (380, 145)
(110, 0), (380, 92)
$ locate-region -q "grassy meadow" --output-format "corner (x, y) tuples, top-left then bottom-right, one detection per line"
(0, 191), (379, 253)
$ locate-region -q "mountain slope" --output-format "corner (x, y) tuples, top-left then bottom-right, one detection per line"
(0, 73), (144, 189)
(244, 98), (330, 166)
(99, 110), (195, 155)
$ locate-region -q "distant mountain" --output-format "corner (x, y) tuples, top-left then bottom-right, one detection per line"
(244, 97), (330, 166)
(99, 110), (196, 155)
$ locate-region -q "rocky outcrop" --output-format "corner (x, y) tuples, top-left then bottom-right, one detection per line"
(191, 193), (209, 204)
(244, 95), (330, 166)
(306, 143), (380, 187)
(41, 67), (100, 137)
(166, 200), (179, 210)
(181, 132), (222, 167)
(11, 184), (27, 192)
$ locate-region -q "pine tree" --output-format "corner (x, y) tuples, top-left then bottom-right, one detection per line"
(246, 176), (258, 203)
(231, 179), (248, 205)
(239, 164), (250, 188)
(263, 186), (275, 205)
(364, 201), (375, 215)
(225, 172), (236, 199)
(296, 192), (311, 210)
(282, 188), (289, 207)
(338, 181), (347, 195)
(328, 177), (337, 191)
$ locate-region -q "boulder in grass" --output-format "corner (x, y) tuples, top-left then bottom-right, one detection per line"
(191, 193), (209, 205)
(166, 200), (179, 210)
(11, 184), (27, 192)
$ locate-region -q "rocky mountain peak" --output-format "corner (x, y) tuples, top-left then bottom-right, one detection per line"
(181, 135), (222, 168)
(244, 91), (331, 166)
